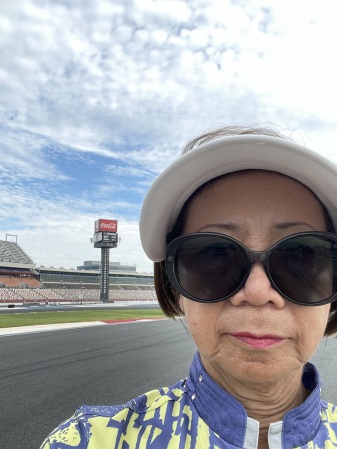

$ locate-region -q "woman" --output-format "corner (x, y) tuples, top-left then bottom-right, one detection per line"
(41, 126), (337, 449)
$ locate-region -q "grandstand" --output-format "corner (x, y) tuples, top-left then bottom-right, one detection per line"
(0, 237), (156, 304)
(0, 239), (34, 265)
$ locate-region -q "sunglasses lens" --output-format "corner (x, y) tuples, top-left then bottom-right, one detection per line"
(269, 235), (337, 304)
(174, 235), (247, 301)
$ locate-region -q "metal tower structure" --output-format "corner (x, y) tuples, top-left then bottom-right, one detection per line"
(92, 219), (118, 303)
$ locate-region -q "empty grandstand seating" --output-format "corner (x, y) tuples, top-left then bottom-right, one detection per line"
(0, 238), (157, 304)
(0, 275), (41, 288)
(0, 240), (34, 264)
(0, 275), (22, 287)
(109, 288), (157, 301)
(0, 286), (157, 303)
(42, 282), (100, 289)
(20, 277), (41, 288)
(0, 288), (45, 302)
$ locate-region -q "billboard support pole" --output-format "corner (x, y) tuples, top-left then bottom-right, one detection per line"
(93, 219), (118, 304)
(100, 247), (110, 303)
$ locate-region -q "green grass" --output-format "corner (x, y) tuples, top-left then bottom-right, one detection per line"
(0, 309), (165, 328)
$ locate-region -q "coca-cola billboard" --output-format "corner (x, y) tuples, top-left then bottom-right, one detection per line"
(95, 219), (118, 233)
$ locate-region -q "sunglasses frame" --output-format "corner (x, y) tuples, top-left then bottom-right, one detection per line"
(165, 231), (337, 306)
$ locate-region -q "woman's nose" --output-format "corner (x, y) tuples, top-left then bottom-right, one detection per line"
(229, 263), (286, 308)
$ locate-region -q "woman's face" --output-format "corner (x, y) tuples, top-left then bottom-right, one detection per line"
(180, 171), (331, 389)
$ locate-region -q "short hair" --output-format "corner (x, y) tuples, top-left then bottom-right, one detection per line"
(153, 126), (337, 336)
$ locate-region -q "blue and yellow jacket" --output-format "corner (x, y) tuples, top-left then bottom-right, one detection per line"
(40, 353), (337, 449)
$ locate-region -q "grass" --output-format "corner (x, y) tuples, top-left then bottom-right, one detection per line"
(0, 309), (165, 328)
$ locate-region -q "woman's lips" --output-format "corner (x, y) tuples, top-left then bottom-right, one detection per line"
(229, 333), (285, 349)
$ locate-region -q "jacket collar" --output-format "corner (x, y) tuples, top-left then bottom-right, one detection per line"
(186, 352), (321, 449)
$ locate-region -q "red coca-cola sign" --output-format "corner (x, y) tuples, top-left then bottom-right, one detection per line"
(95, 219), (118, 233)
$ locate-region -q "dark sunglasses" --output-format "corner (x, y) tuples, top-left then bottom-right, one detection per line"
(165, 231), (337, 306)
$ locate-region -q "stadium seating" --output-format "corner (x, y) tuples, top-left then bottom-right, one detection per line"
(0, 240), (34, 264)
(0, 286), (157, 303)
(0, 275), (22, 287)
(0, 275), (41, 288)
(0, 238), (157, 304)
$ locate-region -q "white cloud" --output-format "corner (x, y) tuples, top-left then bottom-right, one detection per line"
(1, 0), (337, 272)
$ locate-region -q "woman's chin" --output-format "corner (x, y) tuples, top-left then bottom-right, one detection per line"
(202, 349), (302, 391)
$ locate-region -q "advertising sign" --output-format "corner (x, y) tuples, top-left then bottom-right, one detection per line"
(93, 232), (103, 243)
(95, 219), (118, 233)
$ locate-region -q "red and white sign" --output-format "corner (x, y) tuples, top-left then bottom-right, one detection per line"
(95, 219), (118, 233)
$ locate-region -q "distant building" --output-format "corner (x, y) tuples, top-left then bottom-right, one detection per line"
(77, 260), (137, 272)
(36, 266), (153, 288)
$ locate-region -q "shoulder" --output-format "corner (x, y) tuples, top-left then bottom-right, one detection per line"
(321, 401), (337, 422)
(318, 401), (337, 443)
(40, 381), (187, 449)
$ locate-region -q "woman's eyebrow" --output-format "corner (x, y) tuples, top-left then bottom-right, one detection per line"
(196, 223), (239, 232)
(196, 222), (318, 233)
(273, 222), (317, 231)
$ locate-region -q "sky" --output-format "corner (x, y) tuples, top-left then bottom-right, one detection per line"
(1, 0), (337, 273)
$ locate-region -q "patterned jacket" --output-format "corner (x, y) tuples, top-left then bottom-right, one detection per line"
(40, 352), (337, 449)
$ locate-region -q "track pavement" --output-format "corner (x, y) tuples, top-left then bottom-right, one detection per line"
(0, 318), (196, 449)
(0, 315), (336, 449)
(0, 317), (166, 337)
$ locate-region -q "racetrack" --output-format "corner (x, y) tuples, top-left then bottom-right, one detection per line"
(0, 319), (336, 449)
(1, 319), (195, 449)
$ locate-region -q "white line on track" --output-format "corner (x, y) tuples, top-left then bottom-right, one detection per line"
(0, 318), (166, 337)
(0, 321), (106, 337)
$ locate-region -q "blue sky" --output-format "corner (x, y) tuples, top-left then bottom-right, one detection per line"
(1, 0), (337, 273)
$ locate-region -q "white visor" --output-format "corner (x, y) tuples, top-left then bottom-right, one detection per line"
(140, 135), (337, 262)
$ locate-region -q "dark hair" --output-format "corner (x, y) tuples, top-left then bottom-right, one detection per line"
(153, 126), (337, 336)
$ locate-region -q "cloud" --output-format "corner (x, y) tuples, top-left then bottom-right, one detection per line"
(1, 0), (337, 272)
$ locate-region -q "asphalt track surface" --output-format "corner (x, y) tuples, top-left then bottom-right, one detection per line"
(1, 319), (336, 449)
(1, 319), (196, 449)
